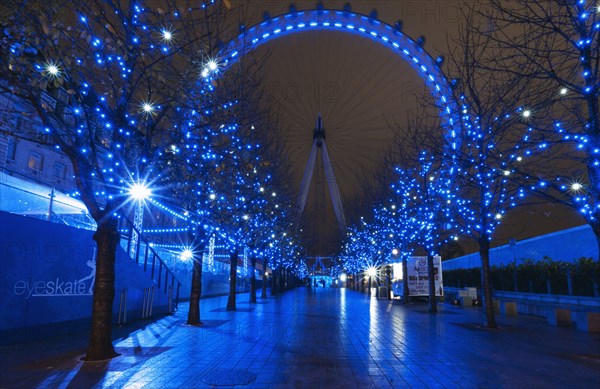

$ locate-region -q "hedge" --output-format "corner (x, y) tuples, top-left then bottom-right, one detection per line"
(442, 257), (600, 297)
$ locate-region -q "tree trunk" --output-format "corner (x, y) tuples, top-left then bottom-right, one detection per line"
(585, 49), (600, 262)
(226, 250), (238, 310)
(427, 254), (437, 313)
(385, 266), (391, 300)
(591, 219), (600, 263)
(271, 267), (278, 296)
(261, 259), (268, 298)
(250, 256), (257, 303)
(479, 235), (497, 328)
(584, 51), (599, 293)
(187, 248), (204, 325)
(84, 218), (120, 361)
(279, 268), (284, 293)
(359, 275), (363, 292)
(591, 220), (600, 297)
(402, 258), (409, 304)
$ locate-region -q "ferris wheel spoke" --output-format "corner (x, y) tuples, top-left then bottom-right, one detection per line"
(258, 30), (420, 257)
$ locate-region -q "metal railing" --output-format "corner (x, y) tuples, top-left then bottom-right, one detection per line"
(119, 216), (182, 312)
(0, 171), (182, 316)
(0, 172), (96, 230)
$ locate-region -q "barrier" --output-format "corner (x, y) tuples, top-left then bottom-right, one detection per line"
(142, 287), (155, 319)
(117, 289), (127, 325)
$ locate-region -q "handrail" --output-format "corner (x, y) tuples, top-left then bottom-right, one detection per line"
(119, 215), (182, 309)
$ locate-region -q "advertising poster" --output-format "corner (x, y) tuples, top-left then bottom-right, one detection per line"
(392, 256), (444, 298)
(407, 255), (443, 297)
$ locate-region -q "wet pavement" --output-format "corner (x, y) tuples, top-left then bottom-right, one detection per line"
(1, 287), (599, 388)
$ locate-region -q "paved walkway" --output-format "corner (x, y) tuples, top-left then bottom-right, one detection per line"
(1, 287), (599, 388)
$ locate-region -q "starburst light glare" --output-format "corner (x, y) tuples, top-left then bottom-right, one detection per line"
(180, 248), (194, 261)
(129, 182), (152, 201)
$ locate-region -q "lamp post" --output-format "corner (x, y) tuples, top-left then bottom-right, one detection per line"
(339, 273), (347, 288)
(128, 181), (151, 259)
(367, 266), (377, 297)
(392, 248), (400, 301)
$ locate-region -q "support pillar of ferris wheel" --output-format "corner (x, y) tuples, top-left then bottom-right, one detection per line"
(297, 114), (347, 232)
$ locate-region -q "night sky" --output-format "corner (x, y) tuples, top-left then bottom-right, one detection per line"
(229, 0), (585, 258)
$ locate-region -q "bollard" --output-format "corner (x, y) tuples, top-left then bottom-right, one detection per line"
(117, 289), (127, 325)
(168, 286), (173, 314)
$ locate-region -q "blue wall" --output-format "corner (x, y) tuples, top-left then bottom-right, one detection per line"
(443, 224), (599, 270)
(0, 211), (171, 344)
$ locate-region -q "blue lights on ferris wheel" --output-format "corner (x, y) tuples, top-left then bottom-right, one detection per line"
(218, 9), (461, 151)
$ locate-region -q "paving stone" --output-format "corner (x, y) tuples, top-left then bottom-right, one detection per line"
(1, 288), (599, 388)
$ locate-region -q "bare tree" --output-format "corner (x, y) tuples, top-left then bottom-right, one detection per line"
(0, 0), (225, 359)
(477, 0), (600, 258)
(430, 6), (560, 328)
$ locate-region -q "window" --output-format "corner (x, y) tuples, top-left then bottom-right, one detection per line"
(40, 91), (56, 111)
(27, 152), (43, 171)
(53, 162), (66, 180)
(13, 115), (22, 131)
(57, 88), (70, 105)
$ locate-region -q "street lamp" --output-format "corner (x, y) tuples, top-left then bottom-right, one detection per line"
(128, 181), (151, 259)
(366, 266), (377, 297)
(128, 181), (152, 201)
(180, 248), (194, 261)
